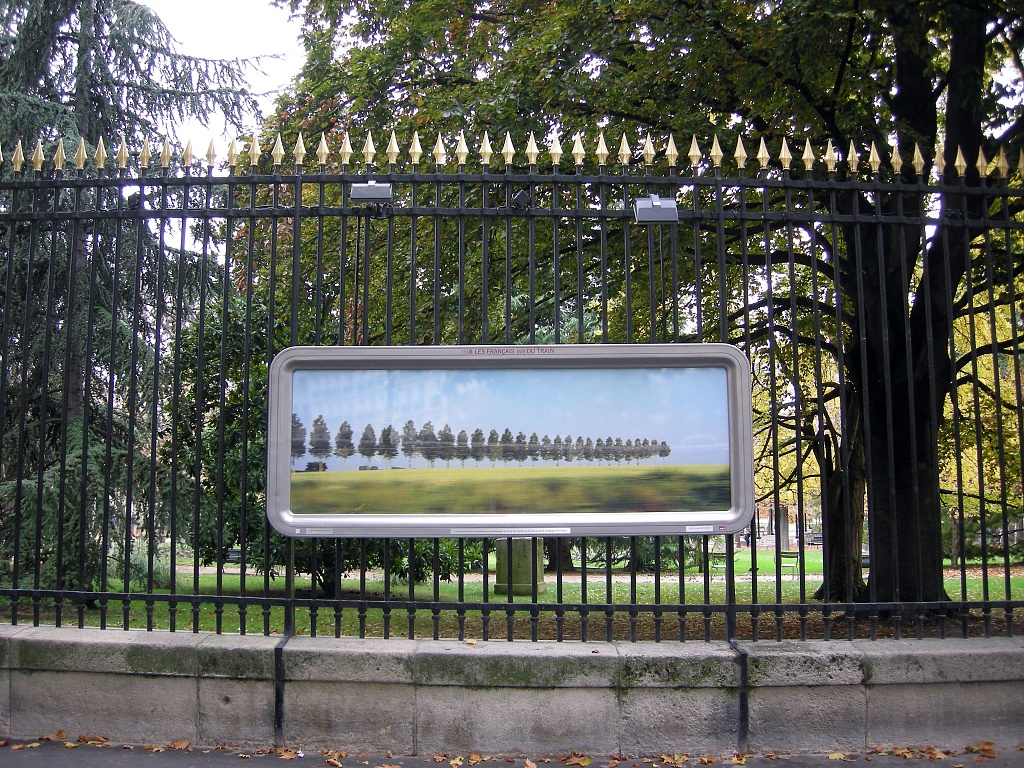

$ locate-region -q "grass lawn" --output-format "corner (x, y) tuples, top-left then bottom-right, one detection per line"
(5, 554), (1021, 640)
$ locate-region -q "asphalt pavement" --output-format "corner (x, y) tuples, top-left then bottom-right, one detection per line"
(3, 738), (1024, 768)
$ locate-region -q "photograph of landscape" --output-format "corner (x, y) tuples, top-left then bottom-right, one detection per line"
(288, 366), (732, 516)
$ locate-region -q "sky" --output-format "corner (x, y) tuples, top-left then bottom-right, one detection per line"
(291, 366), (732, 469)
(141, 0), (307, 147)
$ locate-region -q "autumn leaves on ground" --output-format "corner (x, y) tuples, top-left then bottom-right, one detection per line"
(4, 736), (1023, 765)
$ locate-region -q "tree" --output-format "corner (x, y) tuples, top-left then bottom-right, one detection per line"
(486, 429), (500, 466)
(378, 425), (399, 468)
(499, 428), (515, 465)
(437, 424), (456, 467)
(455, 429), (471, 467)
(291, 414), (307, 468)
(470, 427), (486, 466)
(418, 421), (439, 467)
(275, 0), (1024, 607)
(334, 421), (355, 468)
(528, 433), (540, 465)
(358, 424), (377, 465)
(308, 415), (332, 469)
(0, 0), (256, 601)
(402, 420), (418, 467)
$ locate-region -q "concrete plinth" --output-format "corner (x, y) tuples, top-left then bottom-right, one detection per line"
(493, 538), (546, 596)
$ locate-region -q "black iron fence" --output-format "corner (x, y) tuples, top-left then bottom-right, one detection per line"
(1, 130), (1022, 641)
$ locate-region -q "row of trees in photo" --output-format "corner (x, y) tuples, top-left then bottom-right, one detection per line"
(291, 415), (671, 470)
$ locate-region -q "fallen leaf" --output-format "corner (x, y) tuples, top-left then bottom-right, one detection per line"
(326, 760), (342, 767)
(0, 741), (7, 748)
(39, 733), (55, 742)
(152, 747), (166, 753)
(56, 730), (67, 740)
(699, 758), (717, 766)
(63, 743), (79, 749)
(11, 745), (24, 751)
(122, 745), (134, 751)
(279, 749), (300, 759)
(239, 754), (252, 759)
(526, 760), (537, 768)
(435, 757), (449, 763)
(465, 639), (477, 645)
(762, 755), (778, 761)
(168, 740), (192, 751)
(25, 743), (41, 749)
(731, 756), (746, 765)
(451, 757), (465, 768)
(469, 754), (484, 765)
(828, 754), (847, 761)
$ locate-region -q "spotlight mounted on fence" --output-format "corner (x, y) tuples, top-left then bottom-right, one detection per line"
(350, 180), (394, 217)
(633, 194), (678, 224)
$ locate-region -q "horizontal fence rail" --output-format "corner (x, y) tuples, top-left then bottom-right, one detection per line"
(1, 130), (1023, 641)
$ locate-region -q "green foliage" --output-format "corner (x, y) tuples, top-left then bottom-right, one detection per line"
(0, 0), (257, 147)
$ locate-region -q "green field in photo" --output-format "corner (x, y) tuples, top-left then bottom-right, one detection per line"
(289, 463), (731, 515)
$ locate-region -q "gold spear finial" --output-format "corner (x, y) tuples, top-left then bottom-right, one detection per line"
(95, 136), (108, 169)
(12, 140), (25, 173)
(501, 132), (515, 166)
(755, 137), (769, 170)
(846, 140), (860, 173)
(687, 135), (701, 169)
(935, 145), (946, 178)
(526, 132), (540, 165)
(550, 132), (563, 166)
(271, 134), (284, 166)
(710, 135), (723, 168)
(432, 133), (447, 166)
(456, 131), (469, 165)
(618, 133), (631, 166)
(996, 146), (1009, 178)
(912, 143), (925, 177)
(31, 138), (45, 172)
(823, 139), (837, 173)
(641, 135), (655, 166)
(889, 144), (902, 174)
(361, 131), (374, 166)
(409, 131), (422, 165)
(734, 136), (747, 170)
(954, 146), (967, 177)
(182, 139), (193, 167)
(248, 136), (261, 168)
(140, 137), (152, 168)
(76, 138), (88, 170)
(386, 131), (400, 165)
(293, 133), (307, 166)
(779, 137), (792, 171)
(206, 139), (217, 168)
(116, 136), (129, 169)
(340, 133), (353, 166)
(868, 142), (881, 174)
(480, 131), (493, 166)
(975, 147), (988, 178)
(226, 138), (238, 168)
(595, 132), (609, 166)
(315, 133), (327, 165)
(802, 139), (815, 170)
(54, 138), (67, 172)
(572, 132), (585, 166)
(317, 133), (330, 166)
(666, 134), (679, 168)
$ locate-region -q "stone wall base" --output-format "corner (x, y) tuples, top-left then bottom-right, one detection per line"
(2, 625), (1021, 755)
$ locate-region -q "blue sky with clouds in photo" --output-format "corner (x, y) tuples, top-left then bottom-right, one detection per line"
(292, 366), (730, 468)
